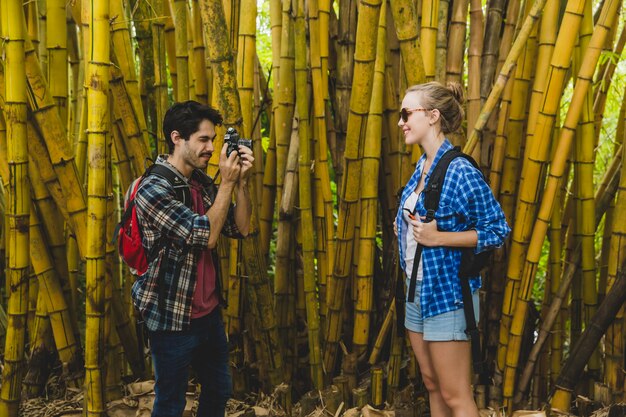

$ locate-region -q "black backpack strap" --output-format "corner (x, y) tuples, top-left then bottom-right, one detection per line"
(460, 272), (488, 382)
(148, 164), (193, 209)
(407, 147), (464, 302)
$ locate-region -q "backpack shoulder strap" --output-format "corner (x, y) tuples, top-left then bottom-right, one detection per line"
(148, 164), (193, 209)
(422, 146), (463, 220)
(422, 146), (485, 221)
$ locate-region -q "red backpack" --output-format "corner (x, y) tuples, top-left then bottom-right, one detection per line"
(116, 164), (191, 275)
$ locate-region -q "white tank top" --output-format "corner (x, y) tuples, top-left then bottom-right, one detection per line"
(403, 191), (424, 281)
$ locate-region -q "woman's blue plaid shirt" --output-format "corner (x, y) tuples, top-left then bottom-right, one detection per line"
(396, 139), (511, 319)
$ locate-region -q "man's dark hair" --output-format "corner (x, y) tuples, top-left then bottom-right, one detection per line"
(163, 101), (223, 154)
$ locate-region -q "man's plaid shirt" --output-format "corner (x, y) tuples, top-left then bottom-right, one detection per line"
(131, 157), (242, 331)
(396, 139), (510, 319)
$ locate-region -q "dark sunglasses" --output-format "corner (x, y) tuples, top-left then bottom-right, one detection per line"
(399, 107), (429, 123)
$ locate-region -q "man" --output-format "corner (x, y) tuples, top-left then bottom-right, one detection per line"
(131, 100), (253, 417)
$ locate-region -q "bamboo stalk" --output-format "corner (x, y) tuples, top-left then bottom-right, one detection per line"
(467, 0), (483, 156)
(496, 0), (576, 373)
(309, 0), (336, 324)
(446, 0), (469, 83)
(199, 0), (285, 389)
(170, 0), (190, 101)
(295, 0), (322, 389)
(47, 0), (68, 125)
(323, 0), (382, 376)
(389, 0), (426, 86)
(109, 0), (151, 155)
(333, 0), (358, 189)
(84, 0), (111, 413)
(502, 0), (619, 404)
(152, 0), (169, 154)
(463, 0), (551, 156)
(551, 255), (626, 412)
(480, 0), (506, 101)
(573, 0), (601, 383)
(190, 0), (208, 104)
(353, 0), (386, 357)
(0, 2), (30, 415)
(420, 0), (439, 81)
(514, 145), (621, 403)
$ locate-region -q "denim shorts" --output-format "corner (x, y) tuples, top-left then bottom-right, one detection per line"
(405, 284), (479, 341)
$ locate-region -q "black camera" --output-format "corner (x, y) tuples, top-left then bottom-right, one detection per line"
(224, 127), (252, 157)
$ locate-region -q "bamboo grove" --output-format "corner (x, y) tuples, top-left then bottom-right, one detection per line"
(0, 0), (625, 415)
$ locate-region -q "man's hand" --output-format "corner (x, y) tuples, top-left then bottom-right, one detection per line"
(237, 145), (254, 182)
(219, 143), (241, 185)
(411, 217), (441, 247)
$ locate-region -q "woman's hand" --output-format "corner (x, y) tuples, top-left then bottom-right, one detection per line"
(393, 220), (398, 237)
(411, 217), (441, 246)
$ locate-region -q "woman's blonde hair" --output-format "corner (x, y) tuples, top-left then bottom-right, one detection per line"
(406, 82), (465, 134)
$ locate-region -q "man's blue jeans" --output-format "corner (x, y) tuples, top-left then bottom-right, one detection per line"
(149, 308), (232, 417)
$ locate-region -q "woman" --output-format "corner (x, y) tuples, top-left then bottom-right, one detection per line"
(394, 82), (510, 417)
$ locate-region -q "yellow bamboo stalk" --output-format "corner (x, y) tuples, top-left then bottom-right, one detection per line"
(23, 293), (53, 399)
(275, 118), (299, 381)
(593, 24), (626, 142)
(259, 125), (277, 255)
(29, 158), (78, 339)
(84, 0), (110, 414)
(603, 66), (626, 400)
(467, 0), (483, 156)
(24, 33), (88, 259)
(191, 0), (209, 103)
(323, 0), (382, 375)
(67, 16), (82, 144)
(499, 18), (538, 224)
(435, 0), (449, 81)
(573, 0), (600, 383)
(463, 0), (552, 156)
(0, 1), (30, 415)
(389, 0), (426, 87)
(237, 0), (256, 139)
(354, 1), (386, 357)
(34, 0), (47, 71)
(47, 0), (68, 125)
(164, 3), (177, 97)
(274, 0), (296, 212)
(334, 0), (357, 185)
(446, 0), (469, 83)
(30, 205), (83, 387)
(494, 0), (568, 370)
(153, 0), (169, 154)
(294, 0), (322, 384)
(308, 0), (336, 323)
(548, 165), (567, 386)
(420, 0), (439, 81)
(199, 0), (284, 388)
(501, 0), (619, 405)
(111, 117), (135, 191)
(109, 0), (151, 154)
(169, 0), (190, 101)
(110, 65), (150, 176)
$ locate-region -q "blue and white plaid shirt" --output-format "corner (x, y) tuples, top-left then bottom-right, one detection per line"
(396, 139), (510, 319)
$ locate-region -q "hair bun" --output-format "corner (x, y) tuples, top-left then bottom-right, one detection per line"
(446, 82), (465, 105)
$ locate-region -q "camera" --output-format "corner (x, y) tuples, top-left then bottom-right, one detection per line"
(224, 127), (252, 157)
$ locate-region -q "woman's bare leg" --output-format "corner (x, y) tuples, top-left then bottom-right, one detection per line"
(408, 331), (452, 417)
(428, 340), (479, 417)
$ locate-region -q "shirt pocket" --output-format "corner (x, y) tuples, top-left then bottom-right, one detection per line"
(435, 203), (458, 231)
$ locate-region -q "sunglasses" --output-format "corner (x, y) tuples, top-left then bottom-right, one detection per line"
(399, 107), (429, 122)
